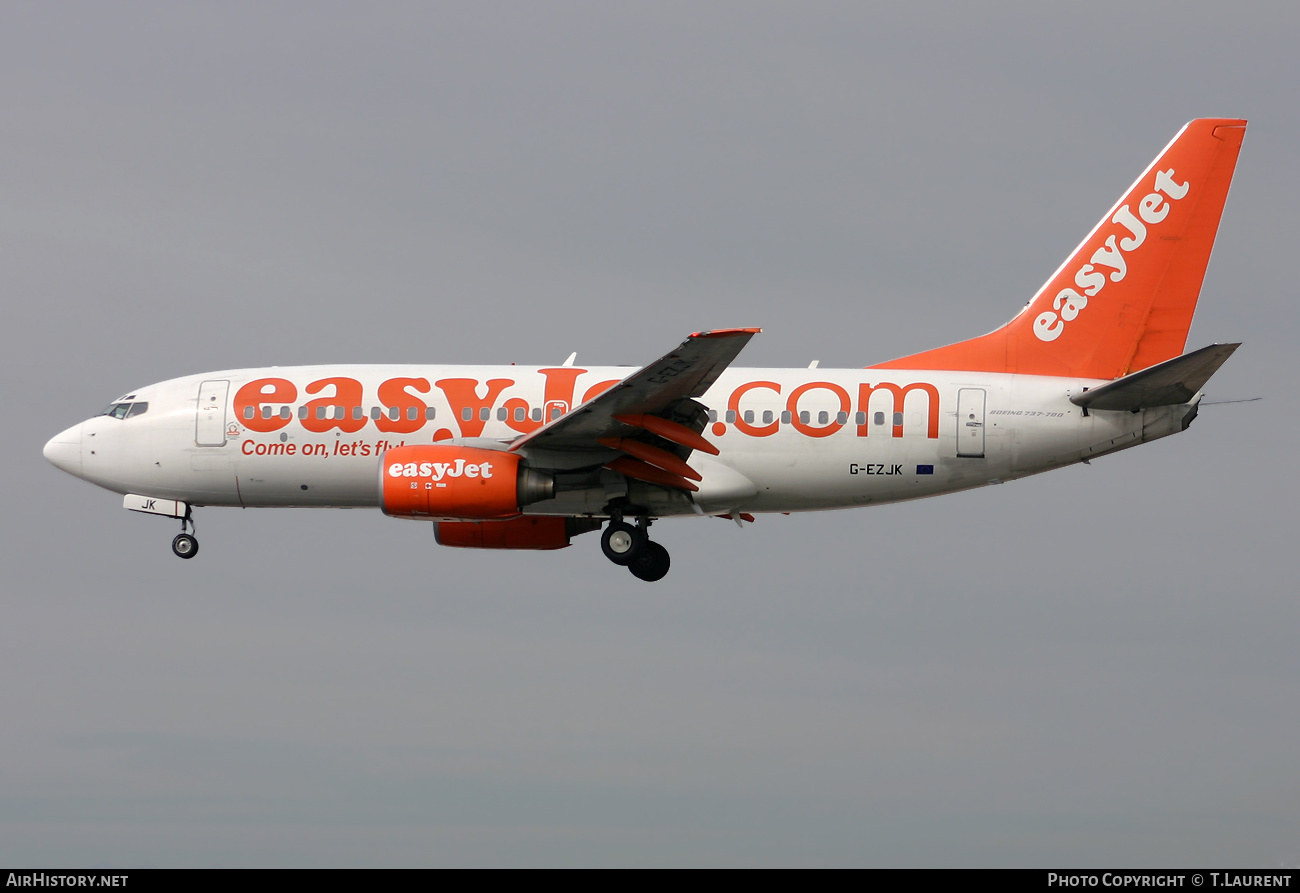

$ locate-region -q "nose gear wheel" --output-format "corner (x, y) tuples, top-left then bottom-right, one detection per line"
(172, 533), (199, 559)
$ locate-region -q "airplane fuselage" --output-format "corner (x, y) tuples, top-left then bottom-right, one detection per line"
(46, 363), (1190, 518)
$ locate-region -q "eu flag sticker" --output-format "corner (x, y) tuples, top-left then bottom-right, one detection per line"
(916, 465), (934, 475)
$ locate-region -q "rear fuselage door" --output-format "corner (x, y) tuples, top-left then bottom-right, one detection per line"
(196, 380), (230, 447)
(956, 388), (986, 458)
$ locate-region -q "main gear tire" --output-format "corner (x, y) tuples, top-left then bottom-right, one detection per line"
(601, 521), (646, 566)
(628, 541), (670, 582)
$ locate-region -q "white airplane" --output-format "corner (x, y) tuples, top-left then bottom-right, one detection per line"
(44, 118), (1246, 582)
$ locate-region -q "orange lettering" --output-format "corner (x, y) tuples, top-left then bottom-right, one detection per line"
(503, 368), (586, 434)
(581, 380), (620, 403)
(436, 378), (514, 438)
(728, 381), (781, 437)
(787, 382), (851, 438)
(856, 382), (939, 438)
(375, 377), (431, 434)
(302, 377), (367, 434)
(233, 378), (296, 433)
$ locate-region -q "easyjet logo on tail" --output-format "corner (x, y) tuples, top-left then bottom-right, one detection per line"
(1033, 168), (1189, 343)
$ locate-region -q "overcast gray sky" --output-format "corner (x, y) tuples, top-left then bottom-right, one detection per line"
(2, 1), (1298, 868)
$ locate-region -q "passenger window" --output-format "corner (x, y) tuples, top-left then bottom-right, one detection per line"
(800, 411), (810, 424)
(874, 412), (885, 426)
(836, 411), (848, 425)
(893, 412), (904, 426)
(243, 406), (255, 420)
(781, 411), (791, 424)
(279, 407), (290, 420)
(408, 406), (420, 421)
(497, 408), (507, 421)
(480, 407), (491, 421)
(352, 406), (364, 420)
(370, 407), (382, 421)
(817, 411), (829, 425)
(725, 410), (737, 424)
(855, 412), (866, 425)
(317, 407), (328, 420)
(426, 407), (437, 420)
(462, 407), (473, 421)
(531, 408), (542, 422)
(550, 406), (562, 420)
(762, 410), (773, 424)
(515, 407), (525, 422)
(743, 410), (754, 424)
(298, 406), (308, 420)
(261, 405), (273, 419)
(707, 409), (718, 423)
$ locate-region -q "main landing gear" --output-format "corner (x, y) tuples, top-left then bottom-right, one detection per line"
(601, 512), (670, 582)
(171, 510), (199, 560)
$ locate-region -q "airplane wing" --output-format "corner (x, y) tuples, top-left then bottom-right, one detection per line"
(508, 329), (759, 474)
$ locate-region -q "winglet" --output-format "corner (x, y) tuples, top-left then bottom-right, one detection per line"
(689, 327), (762, 338)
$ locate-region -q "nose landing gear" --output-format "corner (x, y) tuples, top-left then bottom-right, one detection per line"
(600, 509), (670, 581)
(172, 533), (198, 559)
(171, 510), (198, 559)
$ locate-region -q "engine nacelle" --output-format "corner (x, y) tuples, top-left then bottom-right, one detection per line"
(435, 516), (574, 550)
(380, 445), (553, 520)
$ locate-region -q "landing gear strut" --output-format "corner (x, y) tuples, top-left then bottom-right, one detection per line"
(600, 510), (670, 581)
(171, 509), (199, 559)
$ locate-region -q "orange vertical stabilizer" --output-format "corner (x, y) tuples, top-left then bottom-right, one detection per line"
(870, 118), (1246, 380)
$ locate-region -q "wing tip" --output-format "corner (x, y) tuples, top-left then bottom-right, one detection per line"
(689, 327), (762, 339)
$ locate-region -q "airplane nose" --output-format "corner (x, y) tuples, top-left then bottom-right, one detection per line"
(44, 423), (83, 478)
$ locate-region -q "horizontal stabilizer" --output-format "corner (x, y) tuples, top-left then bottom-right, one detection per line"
(1070, 343), (1240, 412)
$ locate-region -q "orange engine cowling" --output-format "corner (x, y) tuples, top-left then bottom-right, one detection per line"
(435, 517), (603, 550)
(379, 445), (552, 520)
(436, 516), (571, 550)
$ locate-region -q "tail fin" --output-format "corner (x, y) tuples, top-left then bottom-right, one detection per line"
(871, 118), (1246, 379)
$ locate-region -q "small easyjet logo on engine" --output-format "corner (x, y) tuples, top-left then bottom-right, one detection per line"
(387, 459), (495, 481)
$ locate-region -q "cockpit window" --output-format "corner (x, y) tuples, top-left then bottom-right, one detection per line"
(100, 402), (148, 420)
